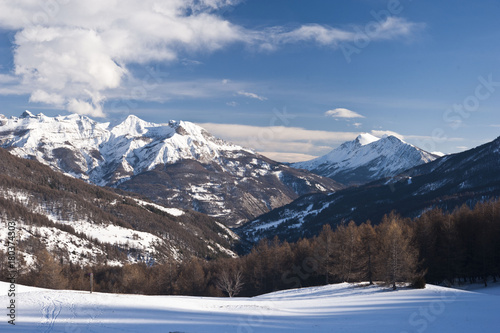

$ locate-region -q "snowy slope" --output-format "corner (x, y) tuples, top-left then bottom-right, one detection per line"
(292, 133), (440, 186)
(0, 111), (342, 225)
(1, 281), (498, 332)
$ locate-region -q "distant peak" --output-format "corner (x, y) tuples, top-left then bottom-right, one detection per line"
(431, 151), (446, 157)
(125, 114), (140, 120)
(168, 120), (180, 128)
(355, 133), (380, 146)
(381, 135), (407, 145)
(20, 110), (35, 118)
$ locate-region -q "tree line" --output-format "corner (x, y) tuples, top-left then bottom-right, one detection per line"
(2, 199), (500, 296)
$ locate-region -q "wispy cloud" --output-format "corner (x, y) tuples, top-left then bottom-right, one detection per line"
(272, 17), (422, 47)
(325, 108), (365, 119)
(237, 91), (267, 101)
(0, 74), (19, 84)
(198, 122), (361, 162)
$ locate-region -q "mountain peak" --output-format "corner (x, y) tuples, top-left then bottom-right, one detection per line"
(20, 110), (36, 118)
(356, 133), (380, 146)
(292, 132), (439, 186)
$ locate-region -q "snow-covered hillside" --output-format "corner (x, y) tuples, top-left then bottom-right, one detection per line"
(0, 147), (237, 265)
(1, 281), (498, 332)
(292, 133), (440, 185)
(0, 111), (342, 226)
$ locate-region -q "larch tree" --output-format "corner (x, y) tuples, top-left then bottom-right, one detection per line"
(33, 249), (67, 290)
(314, 224), (335, 285)
(358, 221), (377, 285)
(332, 221), (360, 283)
(376, 213), (418, 290)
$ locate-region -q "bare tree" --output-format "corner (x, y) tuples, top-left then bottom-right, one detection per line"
(216, 269), (244, 297)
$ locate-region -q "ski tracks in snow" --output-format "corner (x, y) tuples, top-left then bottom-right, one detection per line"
(35, 291), (104, 333)
(38, 295), (62, 332)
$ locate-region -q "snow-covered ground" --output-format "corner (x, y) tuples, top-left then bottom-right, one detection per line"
(1, 281), (499, 332)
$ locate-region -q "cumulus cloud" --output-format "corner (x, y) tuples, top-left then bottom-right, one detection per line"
(325, 108), (365, 119)
(0, 0), (244, 117)
(29, 90), (65, 106)
(0, 1), (423, 117)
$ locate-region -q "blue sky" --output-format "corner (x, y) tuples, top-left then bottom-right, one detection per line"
(0, 0), (499, 162)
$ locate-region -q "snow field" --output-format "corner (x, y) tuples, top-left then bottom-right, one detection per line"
(1, 282), (499, 332)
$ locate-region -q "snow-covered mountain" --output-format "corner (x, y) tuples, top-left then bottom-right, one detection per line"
(239, 135), (500, 244)
(292, 133), (440, 186)
(0, 111), (342, 226)
(0, 110), (247, 185)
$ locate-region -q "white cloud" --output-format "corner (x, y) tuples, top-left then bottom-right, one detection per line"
(226, 101), (238, 107)
(0, 1), (244, 117)
(67, 98), (105, 118)
(0, 74), (18, 84)
(0, 1), (423, 117)
(325, 108), (365, 119)
(107, 78), (249, 102)
(237, 91), (267, 101)
(29, 90), (65, 106)
(369, 130), (405, 140)
(268, 17), (423, 47)
(259, 152), (319, 163)
(198, 122), (360, 161)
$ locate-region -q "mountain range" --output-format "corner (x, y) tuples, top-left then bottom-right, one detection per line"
(0, 111), (342, 226)
(292, 133), (440, 186)
(2, 110), (499, 255)
(238, 135), (500, 244)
